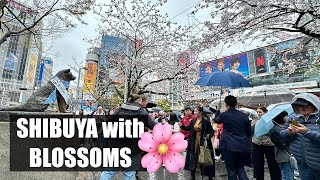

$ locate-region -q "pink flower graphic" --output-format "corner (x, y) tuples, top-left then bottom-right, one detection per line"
(138, 123), (188, 173)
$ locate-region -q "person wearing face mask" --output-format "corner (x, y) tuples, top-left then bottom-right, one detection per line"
(269, 111), (294, 180)
(252, 107), (281, 180)
(280, 93), (320, 180)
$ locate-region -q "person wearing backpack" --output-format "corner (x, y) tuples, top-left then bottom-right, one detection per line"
(100, 94), (156, 180)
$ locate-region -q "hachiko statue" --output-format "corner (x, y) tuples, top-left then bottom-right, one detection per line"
(0, 69), (76, 112)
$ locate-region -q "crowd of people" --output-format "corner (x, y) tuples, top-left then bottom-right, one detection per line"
(73, 92), (319, 180)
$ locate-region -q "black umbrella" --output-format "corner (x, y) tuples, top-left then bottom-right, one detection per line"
(203, 107), (213, 114)
(152, 107), (162, 112)
(209, 106), (217, 114)
(146, 100), (157, 108)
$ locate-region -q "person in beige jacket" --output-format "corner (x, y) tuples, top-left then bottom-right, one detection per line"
(252, 107), (281, 180)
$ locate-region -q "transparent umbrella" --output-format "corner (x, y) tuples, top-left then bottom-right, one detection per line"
(238, 85), (296, 107)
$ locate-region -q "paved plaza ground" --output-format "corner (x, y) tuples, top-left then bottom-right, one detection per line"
(77, 160), (281, 180)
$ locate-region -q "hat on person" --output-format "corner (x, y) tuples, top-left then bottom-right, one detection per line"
(291, 98), (312, 106)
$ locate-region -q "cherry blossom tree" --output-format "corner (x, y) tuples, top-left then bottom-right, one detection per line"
(91, 0), (196, 101)
(0, 0), (94, 45)
(194, 0), (320, 48)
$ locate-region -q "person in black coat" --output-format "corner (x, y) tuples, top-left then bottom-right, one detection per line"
(100, 94), (156, 180)
(214, 95), (251, 180)
(179, 106), (215, 180)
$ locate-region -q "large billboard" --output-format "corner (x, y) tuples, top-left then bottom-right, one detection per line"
(4, 0), (32, 18)
(26, 53), (38, 85)
(199, 37), (320, 86)
(83, 62), (98, 93)
(177, 50), (197, 70)
(223, 53), (250, 76)
(200, 53), (250, 77)
(37, 62), (44, 87)
(267, 38), (310, 73)
(4, 53), (18, 71)
(254, 48), (269, 74)
(37, 58), (53, 87)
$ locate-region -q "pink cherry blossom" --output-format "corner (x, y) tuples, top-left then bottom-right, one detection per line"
(138, 123), (188, 173)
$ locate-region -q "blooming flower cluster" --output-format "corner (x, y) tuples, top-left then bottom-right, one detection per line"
(138, 123), (188, 173)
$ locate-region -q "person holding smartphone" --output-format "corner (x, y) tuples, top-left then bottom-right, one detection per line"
(280, 93), (320, 180)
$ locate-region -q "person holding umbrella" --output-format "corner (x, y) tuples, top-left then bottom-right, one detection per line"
(280, 93), (320, 180)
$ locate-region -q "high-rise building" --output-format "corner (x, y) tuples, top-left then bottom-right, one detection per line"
(96, 35), (129, 101)
(0, 1), (42, 107)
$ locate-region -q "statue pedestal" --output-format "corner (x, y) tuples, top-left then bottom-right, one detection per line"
(0, 111), (77, 180)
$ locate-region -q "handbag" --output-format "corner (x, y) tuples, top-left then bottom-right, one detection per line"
(198, 139), (214, 166)
(289, 154), (298, 171)
(284, 150), (298, 171)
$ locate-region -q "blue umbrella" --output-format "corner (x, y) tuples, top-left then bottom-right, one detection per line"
(254, 103), (294, 137)
(195, 71), (251, 103)
(195, 71), (251, 88)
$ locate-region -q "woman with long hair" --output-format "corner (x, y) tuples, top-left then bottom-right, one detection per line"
(179, 106), (215, 180)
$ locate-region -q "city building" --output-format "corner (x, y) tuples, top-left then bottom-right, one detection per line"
(96, 35), (129, 107)
(0, 1), (42, 107)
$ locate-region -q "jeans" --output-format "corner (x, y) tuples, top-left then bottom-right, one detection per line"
(221, 150), (249, 180)
(279, 162), (294, 180)
(100, 171), (136, 180)
(297, 163), (320, 180)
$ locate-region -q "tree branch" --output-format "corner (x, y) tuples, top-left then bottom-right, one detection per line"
(138, 90), (172, 96)
(0, 0), (60, 45)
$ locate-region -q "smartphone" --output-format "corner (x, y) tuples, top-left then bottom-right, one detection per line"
(289, 120), (299, 126)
